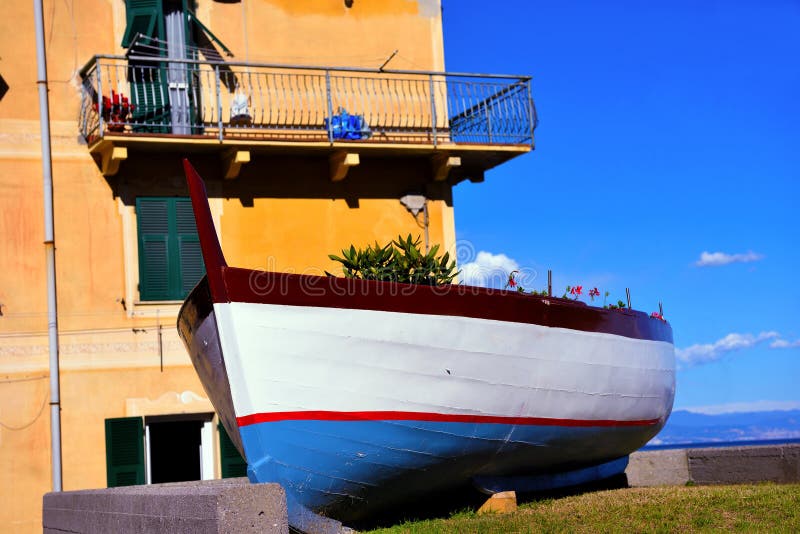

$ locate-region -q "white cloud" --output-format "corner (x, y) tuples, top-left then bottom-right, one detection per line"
(676, 331), (779, 365)
(460, 251), (534, 289)
(770, 338), (800, 349)
(682, 400), (800, 415)
(695, 250), (763, 267)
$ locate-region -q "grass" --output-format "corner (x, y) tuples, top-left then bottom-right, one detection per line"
(365, 484), (800, 533)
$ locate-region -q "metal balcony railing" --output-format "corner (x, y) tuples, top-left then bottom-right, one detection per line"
(79, 55), (537, 147)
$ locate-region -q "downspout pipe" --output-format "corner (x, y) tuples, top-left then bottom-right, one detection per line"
(33, 0), (62, 492)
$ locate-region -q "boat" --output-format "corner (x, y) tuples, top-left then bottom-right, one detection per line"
(177, 159), (675, 531)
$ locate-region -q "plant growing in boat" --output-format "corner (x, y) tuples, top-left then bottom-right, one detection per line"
(505, 272), (546, 294)
(564, 285), (583, 299)
(505, 270), (520, 290)
(328, 234), (458, 286)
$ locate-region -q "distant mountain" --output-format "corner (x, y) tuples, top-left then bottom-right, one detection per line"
(648, 409), (800, 446)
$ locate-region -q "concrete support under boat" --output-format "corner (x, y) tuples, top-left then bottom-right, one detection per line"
(283, 494), (354, 534)
(472, 456), (630, 494)
(477, 491), (517, 515)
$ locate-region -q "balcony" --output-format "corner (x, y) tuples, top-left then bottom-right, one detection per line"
(79, 55), (537, 181)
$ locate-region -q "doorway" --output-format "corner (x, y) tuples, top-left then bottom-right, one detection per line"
(144, 413), (215, 484)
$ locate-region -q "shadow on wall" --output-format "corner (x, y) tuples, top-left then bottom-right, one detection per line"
(106, 152), (453, 208)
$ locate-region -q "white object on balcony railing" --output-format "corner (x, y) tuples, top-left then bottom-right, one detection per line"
(230, 89), (252, 127)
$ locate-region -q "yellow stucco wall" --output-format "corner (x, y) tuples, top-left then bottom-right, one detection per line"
(0, 1), (454, 531)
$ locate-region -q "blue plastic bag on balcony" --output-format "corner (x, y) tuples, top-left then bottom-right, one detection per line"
(324, 108), (372, 140)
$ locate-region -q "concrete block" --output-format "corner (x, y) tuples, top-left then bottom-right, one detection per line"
(626, 449), (690, 487)
(688, 444), (800, 485)
(217, 483), (289, 533)
(43, 479), (288, 534)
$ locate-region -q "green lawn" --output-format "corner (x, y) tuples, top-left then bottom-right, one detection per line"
(366, 484), (800, 533)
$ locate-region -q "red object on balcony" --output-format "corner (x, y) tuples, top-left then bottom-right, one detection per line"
(94, 90), (134, 132)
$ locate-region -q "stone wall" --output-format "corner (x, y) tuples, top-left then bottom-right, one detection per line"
(627, 443), (800, 487)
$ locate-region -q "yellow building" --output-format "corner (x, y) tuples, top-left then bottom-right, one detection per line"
(0, 1), (534, 531)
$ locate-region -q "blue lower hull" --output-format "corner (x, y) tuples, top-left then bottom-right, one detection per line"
(241, 419), (650, 523)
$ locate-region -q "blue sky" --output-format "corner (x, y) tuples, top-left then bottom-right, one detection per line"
(442, 0), (800, 412)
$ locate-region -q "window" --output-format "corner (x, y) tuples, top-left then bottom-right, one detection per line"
(136, 197), (204, 301)
(105, 415), (245, 487)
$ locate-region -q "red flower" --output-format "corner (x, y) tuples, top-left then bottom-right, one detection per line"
(506, 270), (519, 290)
(650, 312), (664, 320)
(570, 285), (583, 296)
(589, 287), (600, 299)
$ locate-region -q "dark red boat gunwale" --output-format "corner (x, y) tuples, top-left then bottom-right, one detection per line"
(183, 159), (672, 344)
(221, 267), (672, 342)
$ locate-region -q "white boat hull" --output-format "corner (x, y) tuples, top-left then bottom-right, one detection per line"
(217, 301), (674, 425)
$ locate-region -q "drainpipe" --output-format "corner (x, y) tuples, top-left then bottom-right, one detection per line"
(33, 0), (62, 492)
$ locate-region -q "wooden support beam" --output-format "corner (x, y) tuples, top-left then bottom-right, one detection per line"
(477, 491), (517, 515)
(94, 144), (127, 177)
(329, 151), (359, 182)
(222, 149), (250, 179)
(431, 154), (461, 182)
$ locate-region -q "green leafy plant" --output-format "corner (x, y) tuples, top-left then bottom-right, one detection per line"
(328, 234), (458, 286)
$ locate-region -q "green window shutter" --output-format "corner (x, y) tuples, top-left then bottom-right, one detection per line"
(218, 423), (247, 478)
(137, 198), (173, 301)
(140, 237), (170, 299)
(121, 0), (164, 48)
(175, 199), (205, 294)
(137, 198), (204, 301)
(123, 0), (170, 132)
(129, 61), (170, 133)
(105, 417), (145, 487)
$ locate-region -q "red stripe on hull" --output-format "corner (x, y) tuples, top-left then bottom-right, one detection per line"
(237, 410), (659, 428)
